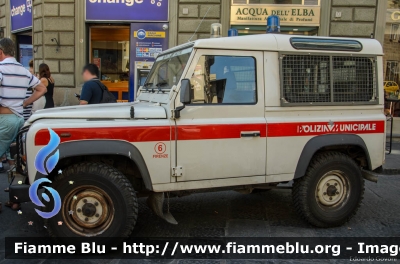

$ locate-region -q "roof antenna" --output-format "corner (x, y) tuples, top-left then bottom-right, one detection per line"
(188, 6), (212, 42)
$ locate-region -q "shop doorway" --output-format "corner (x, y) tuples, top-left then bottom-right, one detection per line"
(89, 26), (130, 102)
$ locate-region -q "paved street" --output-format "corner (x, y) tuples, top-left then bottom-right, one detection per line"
(0, 165), (400, 263)
(384, 142), (400, 173)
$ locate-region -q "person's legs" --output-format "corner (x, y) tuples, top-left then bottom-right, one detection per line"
(0, 114), (24, 211)
(6, 148), (15, 166)
(0, 115), (22, 155)
(0, 156), (4, 173)
(0, 114), (24, 161)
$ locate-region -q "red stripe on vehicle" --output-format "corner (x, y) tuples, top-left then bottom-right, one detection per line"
(267, 121), (385, 137)
(34, 126), (171, 146)
(34, 121), (384, 146)
(34, 124), (267, 146)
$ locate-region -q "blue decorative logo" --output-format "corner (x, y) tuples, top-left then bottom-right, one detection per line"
(29, 128), (61, 219)
(29, 178), (61, 219)
(137, 29), (146, 40)
(34, 128), (60, 175)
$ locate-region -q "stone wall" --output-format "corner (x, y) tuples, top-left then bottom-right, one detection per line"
(0, 0), (12, 39)
(33, 0), (78, 106)
(0, 0), (6, 37)
(177, 0), (223, 45)
(329, 0), (378, 37)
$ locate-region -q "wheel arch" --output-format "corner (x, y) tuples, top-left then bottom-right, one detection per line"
(294, 134), (371, 180)
(34, 140), (153, 191)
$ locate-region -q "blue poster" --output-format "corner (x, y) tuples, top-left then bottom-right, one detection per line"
(19, 44), (33, 70)
(10, 0), (33, 33)
(86, 0), (169, 22)
(129, 23), (169, 101)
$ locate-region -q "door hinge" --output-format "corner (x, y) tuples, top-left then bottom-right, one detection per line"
(172, 166), (183, 177)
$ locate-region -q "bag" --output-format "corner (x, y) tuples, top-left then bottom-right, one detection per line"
(31, 95), (46, 113)
(94, 80), (117, 103)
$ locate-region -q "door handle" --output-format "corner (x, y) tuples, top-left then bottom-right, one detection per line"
(241, 131), (261, 138)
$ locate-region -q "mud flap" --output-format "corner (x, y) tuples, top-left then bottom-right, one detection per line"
(146, 192), (178, 225)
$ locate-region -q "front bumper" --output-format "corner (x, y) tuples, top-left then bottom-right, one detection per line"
(8, 126), (31, 203)
(15, 126), (30, 177)
(9, 184), (30, 203)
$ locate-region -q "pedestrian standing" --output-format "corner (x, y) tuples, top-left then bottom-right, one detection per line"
(80, 64), (103, 105)
(23, 60), (34, 121)
(0, 38), (47, 211)
(79, 64), (116, 105)
(38, 63), (55, 108)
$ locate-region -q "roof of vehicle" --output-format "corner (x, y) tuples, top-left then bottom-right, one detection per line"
(190, 34), (383, 55)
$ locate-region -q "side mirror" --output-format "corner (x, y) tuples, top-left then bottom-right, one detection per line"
(174, 79), (191, 119)
(180, 79), (191, 104)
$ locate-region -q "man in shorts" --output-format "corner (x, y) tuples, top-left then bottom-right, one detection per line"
(0, 38), (47, 211)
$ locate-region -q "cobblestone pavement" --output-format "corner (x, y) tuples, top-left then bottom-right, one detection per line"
(0, 170), (399, 264)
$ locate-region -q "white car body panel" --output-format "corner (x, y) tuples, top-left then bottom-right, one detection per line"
(23, 34), (386, 193)
(27, 102), (167, 123)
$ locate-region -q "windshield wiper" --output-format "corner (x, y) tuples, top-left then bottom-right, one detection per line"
(143, 83), (153, 92)
(156, 81), (169, 93)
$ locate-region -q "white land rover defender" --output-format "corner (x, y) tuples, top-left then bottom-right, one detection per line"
(11, 34), (385, 239)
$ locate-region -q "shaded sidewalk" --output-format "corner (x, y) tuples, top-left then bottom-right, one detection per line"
(383, 142), (400, 174)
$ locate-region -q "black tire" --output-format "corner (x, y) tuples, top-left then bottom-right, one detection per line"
(292, 152), (364, 227)
(251, 188), (272, 194)
(44, 162), (138, 241)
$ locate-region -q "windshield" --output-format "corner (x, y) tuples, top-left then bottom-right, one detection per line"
(143, 47), (192, 91)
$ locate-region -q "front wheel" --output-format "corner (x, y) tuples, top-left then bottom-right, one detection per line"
(45, 162), (138, 240)
(292, 152), (364, 227)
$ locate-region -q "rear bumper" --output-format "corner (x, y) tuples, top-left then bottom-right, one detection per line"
(362, 169), (379, 183)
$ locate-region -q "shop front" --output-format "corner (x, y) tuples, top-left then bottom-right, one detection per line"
(10, 0), (33, 70)
(85, 0), (169, 102)
(230, 0), (320, 35)
(384, 0), (400, 116)
(385, 0), (400, 87)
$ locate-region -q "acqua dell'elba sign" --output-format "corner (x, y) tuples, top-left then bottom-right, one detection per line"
(85, 0), (168, 22)
(230, 5), (320, 26)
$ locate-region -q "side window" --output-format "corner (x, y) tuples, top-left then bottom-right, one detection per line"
(332, 57), (375, 102)
(282, 55), (331, 103)
(282, 54), (377, 105)
(190, 55), (257, 104)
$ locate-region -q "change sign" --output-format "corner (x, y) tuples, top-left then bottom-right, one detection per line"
(86, 0), (169, 22)
(10, 0), (33, 33)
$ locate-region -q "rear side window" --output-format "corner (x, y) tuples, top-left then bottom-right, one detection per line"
(281, 54), (377, 105)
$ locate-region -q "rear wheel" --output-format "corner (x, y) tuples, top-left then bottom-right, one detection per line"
(45, 162), (138, 240)
(292, 152), (364, 227)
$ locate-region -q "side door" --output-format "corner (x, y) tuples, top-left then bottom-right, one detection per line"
(174, 50), (266, 182)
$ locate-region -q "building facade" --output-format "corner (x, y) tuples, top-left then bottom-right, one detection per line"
(0, 0), (390, 106)
(384, 0), (400, 85)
